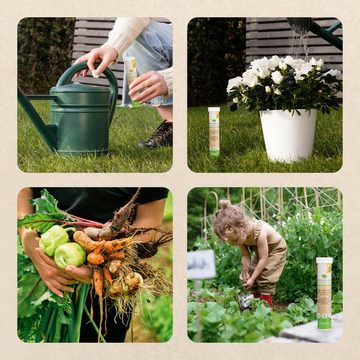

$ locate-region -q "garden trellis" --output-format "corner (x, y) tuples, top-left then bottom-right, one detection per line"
(200, 187), (342, 237)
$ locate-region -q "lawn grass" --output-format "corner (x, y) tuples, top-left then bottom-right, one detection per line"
(188, 105), (342, 173)
(18, 101), (172, 173)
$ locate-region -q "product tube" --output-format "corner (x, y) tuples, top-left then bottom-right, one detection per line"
(316, 257), (333, 330)
(208, 107), (220, 156)
(123, 56), (140, 107)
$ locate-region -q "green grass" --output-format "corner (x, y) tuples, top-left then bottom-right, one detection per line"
(188, 105), (342, 173)
(18, 102), (172, 173)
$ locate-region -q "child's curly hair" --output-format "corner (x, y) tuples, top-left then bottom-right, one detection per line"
(213, 199), (252, 245)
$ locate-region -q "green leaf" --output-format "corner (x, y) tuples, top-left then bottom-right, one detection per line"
(17, 272), (47, 318)
(17, 212), (65, 233)
(244, 330), (263, 343)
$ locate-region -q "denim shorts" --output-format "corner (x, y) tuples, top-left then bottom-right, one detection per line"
(122, 21), (173, 107)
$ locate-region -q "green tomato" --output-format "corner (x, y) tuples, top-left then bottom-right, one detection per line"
(39, 225), (70, 257)
(54, 242), (86, 269)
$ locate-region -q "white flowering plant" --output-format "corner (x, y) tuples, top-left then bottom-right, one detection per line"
(227, 56), (342, 114)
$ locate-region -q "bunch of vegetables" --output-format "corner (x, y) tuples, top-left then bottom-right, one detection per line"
(18, 188), (172, 342)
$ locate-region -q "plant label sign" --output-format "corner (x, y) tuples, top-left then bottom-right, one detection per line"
(187, 249), (216, 279)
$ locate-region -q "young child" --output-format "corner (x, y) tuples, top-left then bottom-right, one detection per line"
(213, 200), (287, 308)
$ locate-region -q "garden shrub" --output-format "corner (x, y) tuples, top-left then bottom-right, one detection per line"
(187, 18), (246, 106)
(18, 18), (76, 94)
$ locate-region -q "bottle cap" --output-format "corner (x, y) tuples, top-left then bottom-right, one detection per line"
(316, 257), (333, 264)
(208, 107), (220, 112)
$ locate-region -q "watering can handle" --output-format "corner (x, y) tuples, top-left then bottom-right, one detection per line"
(56, 61), (119, 125)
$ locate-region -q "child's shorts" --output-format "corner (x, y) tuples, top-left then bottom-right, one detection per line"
(249, 237), (287, 295)
(122, 21), (173, 107)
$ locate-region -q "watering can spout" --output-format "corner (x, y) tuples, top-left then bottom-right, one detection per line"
(17, 86), (58, 151)
(287, 17), (343, 51)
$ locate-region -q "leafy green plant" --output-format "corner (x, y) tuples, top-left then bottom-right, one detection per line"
(274, 207), (342, 302)
(17, 239), (88, 342)
(227, 56), (342, 114)
(187, 285), (343, 343)
(141, 294), (173, 342)
(18, 18), (75, 94)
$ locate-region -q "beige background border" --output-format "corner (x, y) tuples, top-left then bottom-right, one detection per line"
(1, 0), (359, 359)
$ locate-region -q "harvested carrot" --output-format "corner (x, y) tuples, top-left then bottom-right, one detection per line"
(73, 231), (103, 252)
(93, 268), (104, 341)
(93, 268), (103, 298)
(108, 251), (126, 260)
(103, 237), (133, 252)
(87, 252), (105, 265)
(103, 266), (113, 285)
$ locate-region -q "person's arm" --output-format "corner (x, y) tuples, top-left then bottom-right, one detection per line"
(17, 188), (81, 297)
(130, 199), (167, 242)
(239, 245), (251, 283)
(75, 17), (150, 77)
(244, 230), (268, 289)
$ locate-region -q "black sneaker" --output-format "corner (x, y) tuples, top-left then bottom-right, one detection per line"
(138, 121), (173, 148)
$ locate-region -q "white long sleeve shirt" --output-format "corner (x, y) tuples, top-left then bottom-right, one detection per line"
(104, 17), (173, 95)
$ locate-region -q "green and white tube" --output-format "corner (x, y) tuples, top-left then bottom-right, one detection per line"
(208, 107), (220, 156)
(316, 257), (333, 330)
(124, 56), (140, 107)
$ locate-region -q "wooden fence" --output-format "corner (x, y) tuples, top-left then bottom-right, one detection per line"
(246, 17), (343, 71)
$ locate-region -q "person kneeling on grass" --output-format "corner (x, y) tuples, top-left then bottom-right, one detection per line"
(213, 200), (287, 308)
(75, 17), (173, 148)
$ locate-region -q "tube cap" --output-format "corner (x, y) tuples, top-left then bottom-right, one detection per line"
(316, 257), (333, 264)
(208, 107), (220, 112)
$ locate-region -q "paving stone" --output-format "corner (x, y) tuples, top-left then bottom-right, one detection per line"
(279, 312), (343, 343)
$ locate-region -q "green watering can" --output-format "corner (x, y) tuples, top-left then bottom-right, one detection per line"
(287, 18), (343, 51)
(17, 62), (118, 156)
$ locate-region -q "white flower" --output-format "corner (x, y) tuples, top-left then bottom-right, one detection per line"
(265, 86), (271, 93)
(274, 88), (282, 95)
(227, 76), (242, 93)
(309, 58), (324, 70)
(279, 61), (287, 70)
(284, 55), (305, 70)
(251, 57), (270, 70)
(271, 71), (284, 84)
(295, 62), (313, 81)
(255, 67), (271, 79)
(242, 69), (259, 88)
(316, 59), (324, 70)
(268, 55), (281, 70)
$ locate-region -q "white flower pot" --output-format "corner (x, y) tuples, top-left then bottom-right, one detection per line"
(259, 109), (317, 163)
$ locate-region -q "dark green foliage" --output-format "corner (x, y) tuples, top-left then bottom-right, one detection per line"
(275, 208), (343, 302)
(187, 288), (343, 342)
(188, 18), (246, 106)
(187, 188), (343, 303)
(18, 18), (76, 94)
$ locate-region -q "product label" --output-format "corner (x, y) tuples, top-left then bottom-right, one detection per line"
(126, 57), (138, 84)
(317, 262), (332, 329)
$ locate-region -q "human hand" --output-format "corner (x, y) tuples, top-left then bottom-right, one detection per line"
(74, 45), (118, 77)
(128, 71), (168, 104)
(244, 277), (255, 290)
(35, 248), (79, 297)
(64, 265), (92, 285)
(239, 272), (250, 283)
